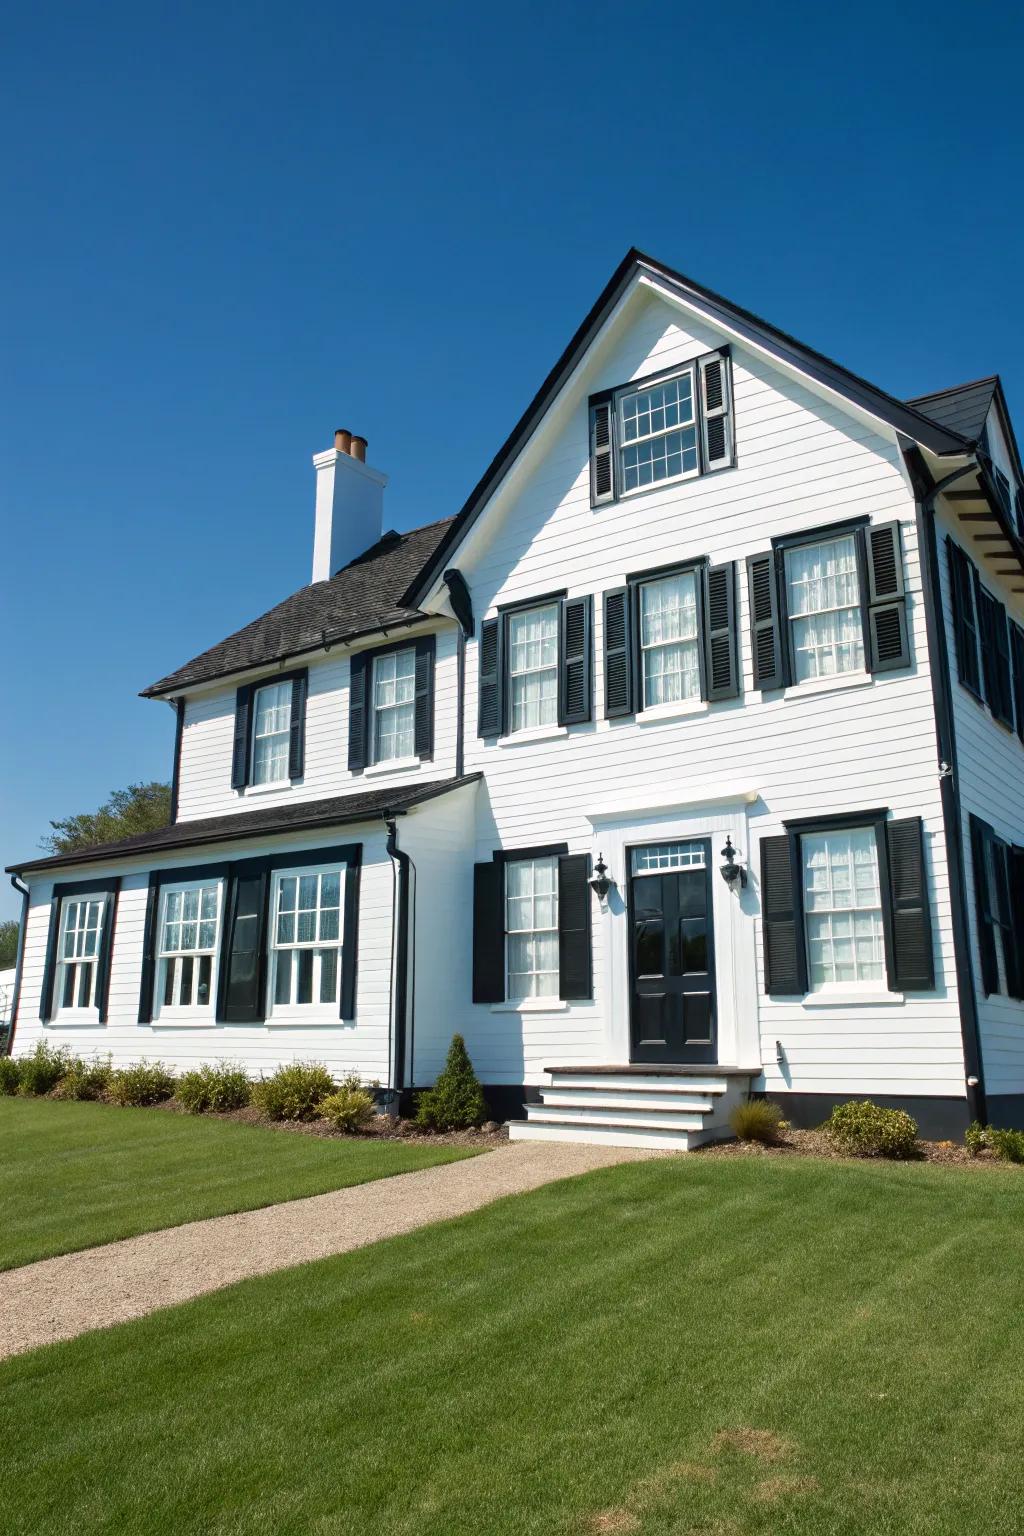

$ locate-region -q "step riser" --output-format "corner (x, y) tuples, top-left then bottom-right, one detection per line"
(541, 1091), (716, 1114)
(509, 1122), (699, 1151)
(547, 1075), (728, 1095)
(528, 1108), (707, 1132)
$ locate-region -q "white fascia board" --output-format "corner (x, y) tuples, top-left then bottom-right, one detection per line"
(586, 785), (760, 822)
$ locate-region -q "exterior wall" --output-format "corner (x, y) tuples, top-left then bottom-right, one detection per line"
(936, 490), (1024, 1101)
(444, 288), (965, 1099)
(174, 619), (459, 822)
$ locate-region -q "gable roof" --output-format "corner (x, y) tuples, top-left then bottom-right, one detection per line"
(7, 774), (481, 875)
(402, 248), (972, 608)
(143, 517), (455, 698)
(907, 377), (999, 443)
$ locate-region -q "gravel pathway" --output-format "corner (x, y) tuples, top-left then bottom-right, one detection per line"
(0, 1140), (661, 1360)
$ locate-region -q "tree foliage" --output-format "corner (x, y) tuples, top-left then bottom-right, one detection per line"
(0, 920), (18, 970)
(41, 782), (171, 855)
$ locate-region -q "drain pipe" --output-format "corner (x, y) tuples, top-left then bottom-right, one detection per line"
(5, 877), (29, 1057)
(384, 816), (417, 1115)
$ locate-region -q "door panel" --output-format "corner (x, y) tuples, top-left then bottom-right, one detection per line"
(628, 844), (717, 1064)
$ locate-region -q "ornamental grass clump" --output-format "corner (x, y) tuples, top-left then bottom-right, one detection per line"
(318, 1074), (377, 1134)
(175, 1062), (252, 1115)
(54, 1055), (113, 1101)
(17, 1041), (71, 1096)
(415, 1034), (487, 1132)
(251, 1061), (335, 1122)
(109, 1061), (176, 1107)
(823, 1099), (919, 1159)
(730, 1097), (786, 1145)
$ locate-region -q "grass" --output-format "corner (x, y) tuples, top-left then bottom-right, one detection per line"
(0, 1097), (474, 1270)
(2, 1155), (1023, 1535)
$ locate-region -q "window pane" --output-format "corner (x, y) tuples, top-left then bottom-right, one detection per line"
(786, 537), (864, 681)
(62, 964), (76, 1009)
(274, 949), (292, 1005)
(507, 605), (559, 733)
(802, 828), (884, 989)
(321, 872), (341, 908)
(278, 877), (298, 911)
(297, 949), (314, 1004)
(318, 907), (339, 943)
(197, 956), (212, 1006)
(252, 681), (292, 784)
(640, 572), (700, 707)
(319, 947), (338, 1004)
(505, 856), (559, 999)
(78, 964), (92, 1008)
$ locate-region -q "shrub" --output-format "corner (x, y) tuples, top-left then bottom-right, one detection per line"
(175, 1062), (252, 1115)
(415, 1034), (487, 1131)
(318, 1074), (377, 1133)
(109, 1060), (175, 1107)
(730, 1097), (786, 1144)
(17, 1040), (71, 1096)
(823, 1099), (919, 1159)
(0, 1055), (22, 1096)
(965, 1121), (989, 1157)
(55, 1055), (112, 1101)
(252, 1061), (335, 1122)
(989, 1127), (1024, 1164)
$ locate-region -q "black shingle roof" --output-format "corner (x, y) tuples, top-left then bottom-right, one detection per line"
(7, 775), (482, 875)
(906, 378), (998, 444)
(142, 517), (456, 698)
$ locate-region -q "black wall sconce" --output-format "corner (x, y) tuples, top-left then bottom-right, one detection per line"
(719, 835), (747, 890)
(589, 852), (616, 901)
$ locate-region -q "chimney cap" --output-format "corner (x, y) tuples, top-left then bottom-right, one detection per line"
(334, 428), (353, 454)
(350, 434), (368, 463)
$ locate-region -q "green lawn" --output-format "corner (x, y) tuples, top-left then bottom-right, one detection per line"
(2, 1156), (1023, 1535)
(0, 1097), (473, 1269)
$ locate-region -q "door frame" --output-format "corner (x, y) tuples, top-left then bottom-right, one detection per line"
(626, 836), (718, 1064)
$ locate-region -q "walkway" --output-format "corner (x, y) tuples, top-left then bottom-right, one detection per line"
(0, 1139), (660, 1359)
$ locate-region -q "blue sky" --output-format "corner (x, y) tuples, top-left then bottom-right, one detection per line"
(3, 0), (1022, 919)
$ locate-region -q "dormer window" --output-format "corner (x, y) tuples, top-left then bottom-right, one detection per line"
(373, 647), (416, 761)
(230, 671), (308, 791)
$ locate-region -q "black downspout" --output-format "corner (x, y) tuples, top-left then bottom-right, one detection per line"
(384, 816), (415, 1111)
(454, 627), (466, 779)
(169, 698), (185, 823)
(901, 441), (987, 1124)
(5, 876), (29, 1057)
(443, 568), (474, 782)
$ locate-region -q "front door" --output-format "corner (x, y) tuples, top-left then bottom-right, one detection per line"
(628, 840), (717, 1064)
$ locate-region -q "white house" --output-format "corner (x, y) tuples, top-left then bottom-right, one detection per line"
(7, 251), (1024, 1147)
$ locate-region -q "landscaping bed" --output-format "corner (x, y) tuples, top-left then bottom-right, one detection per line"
(159, 1098), (509, 1148)
(700, 1125), (1015, 1168)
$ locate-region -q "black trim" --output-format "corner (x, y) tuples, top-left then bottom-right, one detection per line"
(557, 595), (593, 726)
(169, 699), (185, 822)
(384, 819), (410, 1090)
(763, 1090), (970, 1141)
(493, 842), (569, 866)
(39, 875), (121, 1024)
(496, 588), (568, 615)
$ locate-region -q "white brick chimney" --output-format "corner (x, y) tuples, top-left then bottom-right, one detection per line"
(311, 429), (387, 583)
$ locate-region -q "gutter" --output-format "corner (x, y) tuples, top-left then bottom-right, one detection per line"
(901, 441), (987, 1123)
(384, 816), (416, 1110)
(5, 877), (29, 1058)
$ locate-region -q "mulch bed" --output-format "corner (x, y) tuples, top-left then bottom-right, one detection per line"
(157, 1098), (510, 1149)
(697, 1127), (1013, 1168)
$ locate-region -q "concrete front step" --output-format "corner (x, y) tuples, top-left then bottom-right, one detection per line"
(508, 1120), (728, 1151)
(513, 1064), (756, 1150)
(541, 1090), (717, 1114)
(526, 1105), (708, 1132)
(546, 1073), (728, 1096)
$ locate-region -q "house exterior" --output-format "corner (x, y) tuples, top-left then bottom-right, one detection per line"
(7, 250), (1024, 1147)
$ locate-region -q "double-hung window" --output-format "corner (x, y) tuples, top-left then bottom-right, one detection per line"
(639, 570), (701, 707)
(618, 370), (699, 494)
(372, 648), (416, 761)
(784, 535), (865, 682)
(57, 896), (105, 1011)
(505, 855), (559, 1000)
(251, 681), (292, 784)
(270, 866), (345, 1010)
(970, 817), (1024, 999)
(508, 604), (559, 732)
(156, 881), (220, 1011)
(801, 828), (885, 990)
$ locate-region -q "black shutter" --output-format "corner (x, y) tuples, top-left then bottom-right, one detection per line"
(558, 853), (592, 1000)
(992, 599), (1014, 728)
(699, 350), (734, 470)
(864, 522), (910, 672)
(884, 818), (935, 991)
(760, 835), (806, 996)
(414, 636), (435, 759)
(970, 816), (999, 997)
(348, 652), (370, 771)
(217, 861), (269, 1023)
(746, 552), (784, 689)
(94, 887), (119, 1024)
(287, 671), (308, 779)
(230, 685), (253, 789)
(1010, 847), (1024, 1001)
(1012, 624), (1024, 744)
(472, 861), (504, 1003)
(590, 399), (615, 506)
(947, 538), (981, 695)
(39, 894), (61, 1022)
(603, 586), (634, 718)
(477, 617), (503, 738)
(1015, 486), (1024, 539)
(170, 699), (185, 823)
(137, 875), (160, 1024)
(340, 855), (361, 1020)
(703, 562), (739, 701)
(558, 596), (593, 725)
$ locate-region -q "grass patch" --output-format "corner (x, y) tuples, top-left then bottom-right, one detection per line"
(0, 1097), (474, 1270)
(2, 1155), (1023, 1534)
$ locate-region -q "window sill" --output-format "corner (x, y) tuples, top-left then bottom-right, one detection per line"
(47, 1012), (102, 1027)
(497, 725), (568, 747)
(150, 1013), (217, 1029)
(242, 779), (296, 797)
(363, 756), (423, 778)
(802, 989), (905, 1007)
(265, 1012), (347, 1026)
(783, 671), (872, 702)
(491, 999), (569, 1013)
(638, 698), (708, 725)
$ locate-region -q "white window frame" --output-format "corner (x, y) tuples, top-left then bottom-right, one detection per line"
(372, 646), (417, 763)
(800, 826), (886, 993)
(783, 533), (866, 685)
(251, 680), (292, 786)
(507, 603), (560, 735)
(504, 855), (559, 1001)
(615, 365), (700, 499)
(638, 569), (702, 710)
(55, 894), (106, 1017)
(267, 863), (346, 1019)
(153, 878), (223, 1018)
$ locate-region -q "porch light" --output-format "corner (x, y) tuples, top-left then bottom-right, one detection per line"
(719, 835), (747, 890)
(589, 853), (616, 901)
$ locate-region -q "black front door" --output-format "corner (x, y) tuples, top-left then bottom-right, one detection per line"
(628, 841), (717, 1064)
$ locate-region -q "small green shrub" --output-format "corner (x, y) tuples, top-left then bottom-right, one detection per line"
(318, 1075), (376, 1133)
(55, 1055), (112, 1101)
(252, 1061), (335, 1122)
(989, 1127), (1024, 1164)
(823, 1099), (919, 1159)
(415, 1034), (487, 1131)
(965, 1121), (989, 1157)
(17, 1041), (71, 1096)
(0, 1055), (22, 1095)
(109, 1060), (175, 1107)
(175, 1062), (252, 1115)
(730, 1097), (786, 1144)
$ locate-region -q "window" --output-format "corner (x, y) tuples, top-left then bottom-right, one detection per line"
(631, 841), (705, 874)
(508, 604), (559, 732)
(251, 681), (292, 784)
(970, 817), (1023, 999)
(801, 827), (885, 990)
(619, 370), (698, 493)
(269, 867), (344, 1009)
(505, 856), (559, 1000)
(57, 896), (105, 1010)
(784, 535), (865, 682)
(639, 571), (700, 707)
(373, 647), (416, 761)
(156, 882), (220, 1010)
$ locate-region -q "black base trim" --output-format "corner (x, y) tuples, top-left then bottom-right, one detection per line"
(397, 1083), (540, 1122)
(764, 1090), (970, 1141)
(985, 1094), (1024, 1131)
